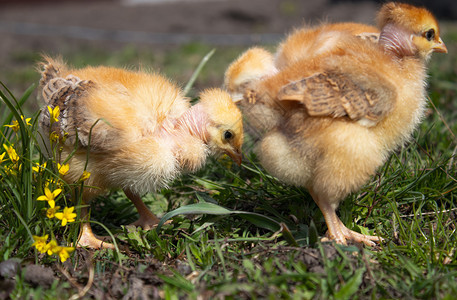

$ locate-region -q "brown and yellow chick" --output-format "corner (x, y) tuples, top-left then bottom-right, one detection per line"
(225, 2), (446, 246)
(38, 58), (243, 249)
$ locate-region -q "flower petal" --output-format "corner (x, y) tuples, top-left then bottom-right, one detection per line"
(52, 189), (62, 197)
(37, 195), (48, 201)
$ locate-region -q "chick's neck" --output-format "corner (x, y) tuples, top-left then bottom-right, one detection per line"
(379, 23), (416, 58)
(175, 103), (209, 143)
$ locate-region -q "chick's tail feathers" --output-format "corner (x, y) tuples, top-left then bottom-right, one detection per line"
(38, 57), (98, 150)
(38, 56), (67, 91)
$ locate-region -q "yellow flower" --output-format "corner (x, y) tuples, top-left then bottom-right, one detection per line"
(0, 152), (6, 164)
(22, 116), (32, 126)
(61, 131), (69, 143)
(4, 164), (17, 176)
(44, 178), (64, 189)
(48, 106), (60, 124)
(32, 235), (49, 253)
(46, 201), (60, 219)
(4, 116), (31, 132)
(55, 246), (75, 262)
(43, 240), (75, 262)
(50, 131), (60, 143)
(3, 144), (19, 163)
(58, 163), (70, 176)
(4, 120), (19, 132)
(55, 206), (77, 226)
(79, 170), (91, 182)
(37, 187), (62, 208)
(32, 163), (39, 173)
(46, 240), (60, 255)
(32, 162), (47, 173)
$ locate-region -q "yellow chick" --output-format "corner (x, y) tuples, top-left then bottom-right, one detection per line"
(225, 2), (446, 246)
(38, 58), (243, 249)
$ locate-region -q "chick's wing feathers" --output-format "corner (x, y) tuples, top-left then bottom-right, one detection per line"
(40, 73), (116, 151)
(42, 75), (89, 105)
(277, 71), (396, 125)
(39, 57), (65, 88)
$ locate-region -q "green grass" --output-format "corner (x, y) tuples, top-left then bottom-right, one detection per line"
(0, 29), (456, 298)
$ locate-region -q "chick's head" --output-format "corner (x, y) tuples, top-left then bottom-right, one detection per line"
(199, 88), (243, 165)
(224, 47), (277, 101)
(378, 2), (447, 59)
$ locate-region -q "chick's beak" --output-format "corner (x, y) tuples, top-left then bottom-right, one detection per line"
(433, 38), (448, 53)
(226, 149), (242, 166)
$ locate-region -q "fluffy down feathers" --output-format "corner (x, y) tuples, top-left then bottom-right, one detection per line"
(275, 22), (380, 69)
(377, 2), (439, 33)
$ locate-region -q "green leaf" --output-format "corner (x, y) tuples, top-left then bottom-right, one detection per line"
(236, 212), (281, 232)
(195, 192), (218, 204)
(158, 269), (195, 292)
(278, 222), (299, 247)
(156, 202), (299, 246)
(156, 202), (232, 231)
(193, 178), (223, 191)
(309, 219), (319, 245)
(122, 225), (150, 250)
(334, 268), (365, 300)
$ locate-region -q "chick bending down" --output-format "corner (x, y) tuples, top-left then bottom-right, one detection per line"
(39, 58), (243, 249)
(225, 2), (446, 246)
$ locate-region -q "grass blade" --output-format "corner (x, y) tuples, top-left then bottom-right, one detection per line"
(183, 48), (216, 96)
(334, 268), (365, 300)
(156, 202), (232, 231)
(155, 202), (299, 245)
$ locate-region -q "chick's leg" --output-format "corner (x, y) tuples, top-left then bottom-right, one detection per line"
(124, 189), (160, 230)
(311, 194), (349, 245)
(77, 205), (115, 249)
(310, 191), (382, 246)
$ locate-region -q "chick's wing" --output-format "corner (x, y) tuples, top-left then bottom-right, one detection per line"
(277, 71), (396, 125)
(41, 74), (118, 152)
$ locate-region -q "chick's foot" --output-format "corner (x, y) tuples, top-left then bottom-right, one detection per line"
(125, 189), (161, 230)
(323, 217), (383, 247)
(77, 223), (116, 249)
(129, 215), (161, 230)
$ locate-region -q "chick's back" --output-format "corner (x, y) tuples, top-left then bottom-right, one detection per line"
(66, 64), (188, 145)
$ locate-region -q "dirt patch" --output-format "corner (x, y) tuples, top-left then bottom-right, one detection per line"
(2, 242), (371, 299)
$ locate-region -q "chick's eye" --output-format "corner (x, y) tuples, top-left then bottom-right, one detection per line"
(425, 29), (435, 41)
(223, 130), (234, 140)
